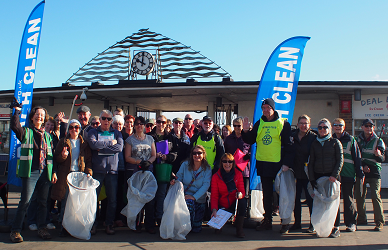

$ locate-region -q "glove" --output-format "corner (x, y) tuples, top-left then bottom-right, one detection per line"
(10, 97), (22, 109)
(310, 180), (318, 190)
(139, 160), (151, 172)
(243, 153), (251, 161)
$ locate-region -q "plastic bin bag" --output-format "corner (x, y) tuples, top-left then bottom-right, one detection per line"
(308, 176), (341, 237)
(160, 180), (191, 240)
(250, 190), (265, 219)
(62, 172), (100, 240)
(275, 169), (296, 225)
(121, 171), (158, 230)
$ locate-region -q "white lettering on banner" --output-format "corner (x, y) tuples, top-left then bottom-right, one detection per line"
(277, 110), (289, 118)
(28, 18), (41, 33)
(27, 33), (39, 46)
(275, 71), (294, 82)
(272, 47), (299, 119)
(277, 60), (297, 72)
(26, 48), (36, 59)
(25, 59), (36, 71)
(278, 47), (299, 59)
(23, 72), (34, 84)
(21, 92), (31, 105)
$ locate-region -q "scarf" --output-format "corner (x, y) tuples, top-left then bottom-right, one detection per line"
(317, 134), (331, 146)
(221, 167), (236, 192)
(33, 127), (47, 170)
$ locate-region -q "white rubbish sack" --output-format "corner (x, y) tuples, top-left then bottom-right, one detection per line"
(121, 171), (158, 230)
(309, 176), (341, 237)
(62, 172), (100, 240)
(250, 190), (265, 219)
(275, 169), (296, 225)
(160, 181), (191, 240)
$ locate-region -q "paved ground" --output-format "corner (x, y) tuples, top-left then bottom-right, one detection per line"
(0, 182), (387, 250)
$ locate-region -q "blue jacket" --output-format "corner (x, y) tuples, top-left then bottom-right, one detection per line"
(86, 126), (123, 174)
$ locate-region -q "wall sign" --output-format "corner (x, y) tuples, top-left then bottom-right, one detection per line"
(353, 94), (388, 119)
(341, 100), (351, 113)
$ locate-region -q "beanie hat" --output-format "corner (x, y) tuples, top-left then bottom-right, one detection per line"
(262, 98), (275, 110)
(68, 119), (81, 128)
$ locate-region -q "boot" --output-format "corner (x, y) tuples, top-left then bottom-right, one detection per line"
(235, 216), (245, 238)
(256, 217), (272, 231)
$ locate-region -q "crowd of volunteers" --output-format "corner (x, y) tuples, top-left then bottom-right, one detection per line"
(7, 97), (385, 243)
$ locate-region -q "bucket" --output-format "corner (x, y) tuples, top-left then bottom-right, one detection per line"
(154, 163), (172, 183)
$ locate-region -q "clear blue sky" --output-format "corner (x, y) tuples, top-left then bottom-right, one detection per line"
(1, 0), (388, 90)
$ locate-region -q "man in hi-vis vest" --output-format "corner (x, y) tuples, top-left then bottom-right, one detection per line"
(355, 118), (385, 231)
(191, 116), (224, 174)
(242, 98), (294, 233)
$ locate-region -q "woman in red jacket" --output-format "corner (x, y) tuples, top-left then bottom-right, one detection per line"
(211, 153), (246, 238)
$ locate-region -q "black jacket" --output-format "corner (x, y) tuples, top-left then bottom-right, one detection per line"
(291, 129), (317, 180)
(308, 137), (343, 181)
(168, 129), (191, 174)
(241, 111), (294, 178)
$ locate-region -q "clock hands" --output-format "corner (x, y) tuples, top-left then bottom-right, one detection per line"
(136, 58), (145, 66)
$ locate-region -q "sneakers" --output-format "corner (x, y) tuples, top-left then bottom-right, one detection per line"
(330, 227), (340, 238)
(38, 228), (52, 240)
(47, 223), (56, 230)
(10, 231), (23, 243)
(256, 218), (272, 231)
(279, 224), (290, 234)
(304, 226), (315, 233)
(90, 225), (97, 235)
(29, 224), (38, 231)
(346, 224), (356, 232)
(289, 223), (302, 231)
(374, 222), (383, 231)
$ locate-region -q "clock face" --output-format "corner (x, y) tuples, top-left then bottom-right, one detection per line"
(132, 51), (155, 75)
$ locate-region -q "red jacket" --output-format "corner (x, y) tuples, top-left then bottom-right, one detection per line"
(211, 168), (245, 210)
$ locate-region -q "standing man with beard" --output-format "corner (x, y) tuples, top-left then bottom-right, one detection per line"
(242, 98), (293, 232)
(191, 116), (224, 174)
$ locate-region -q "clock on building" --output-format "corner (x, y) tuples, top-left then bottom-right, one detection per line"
(131, 51), (155, 75)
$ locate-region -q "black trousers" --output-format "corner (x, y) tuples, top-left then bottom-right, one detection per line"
(261, 176), (275, 221)
(335, 181), (357, 227)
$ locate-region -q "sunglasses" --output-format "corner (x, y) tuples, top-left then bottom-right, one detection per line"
(203, 122), (211, 125)
(364, 124), (373, 128)
(156, 120), (167, 124)
(135, 123), (144, 126)
(69, 125), (80, 130)
(101, 117), (112, 121)
(196, 125), (202, 128)
(145, 124), (152, 128)
(193, 151), (203, 156)
(233, 124), (241, 127)
(91, 122), (100, 126)
(318, 126), (329, 130)
(185, 117), (193, 120)
(174, 121), (183, 125)
(222, 160), (234, 164)
(333, 124), (344, 127)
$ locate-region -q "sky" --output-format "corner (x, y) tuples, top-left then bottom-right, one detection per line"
(1, 1), (388, 91)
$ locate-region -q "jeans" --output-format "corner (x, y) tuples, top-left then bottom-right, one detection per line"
(186, 199), (205, 233)
(27, 185), (52, 226)
(226, 198), (247, 217)
(261, 176), (275, 221)
(59, 186), (69, 226)
(294, 179), (313, 226)
(94, 173), (118, 226)
(155, 182), (168, 219)
(355, 177), (384, 225)
(12, 168), (51, 232)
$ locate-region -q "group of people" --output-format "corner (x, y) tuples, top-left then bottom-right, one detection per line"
(7, 97), (386, 243)
(242, 98), (385, 238)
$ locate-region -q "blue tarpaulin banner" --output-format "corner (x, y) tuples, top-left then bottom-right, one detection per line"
(250, 36), (310, 190)
(8, 1), (45, 186)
